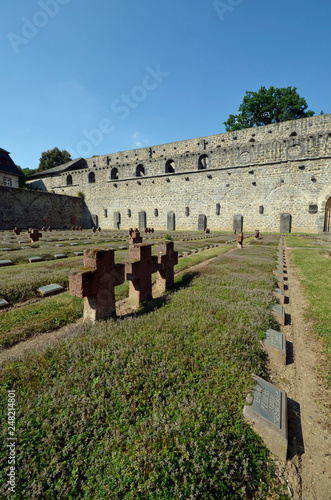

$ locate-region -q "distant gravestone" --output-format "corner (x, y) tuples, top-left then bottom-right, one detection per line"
(233, 215), (243, 233)
(243, 375), (288, 461)
(0, 298), (9, 309)
(167, 211), (176, 231)
(114, 211), (121, 229)
(264, 329), (286, 365)
(28, 256), (43, 263)
(38, 284), (64, 297)
(280, 213), (292, 233)
(198, 214), (207, 231)
(138, 211), (147, 231)
(0, 260), (13, 267)
(273, 288), (285, 304)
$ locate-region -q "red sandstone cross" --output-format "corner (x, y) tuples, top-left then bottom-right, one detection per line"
(129, 229), (143, 245)
(69, 249), (125, 323)
(27, 228), (42, 242)
(125, 243), (158, 307)
(156, 241), (178, 292)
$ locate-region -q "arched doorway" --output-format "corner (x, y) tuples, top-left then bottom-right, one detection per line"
(324, 197), (331, 232)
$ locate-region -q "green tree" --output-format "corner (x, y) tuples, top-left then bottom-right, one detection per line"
(38, 147), (71, 172)
(223, 86), (314, 132)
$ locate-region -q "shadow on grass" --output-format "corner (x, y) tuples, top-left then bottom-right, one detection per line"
(118, 271), (200, 320)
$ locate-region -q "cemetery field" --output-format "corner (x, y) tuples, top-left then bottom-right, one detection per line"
(0, 242), (235, 350)
(290, 241), (331, 383)
(0, 239), (288, 499)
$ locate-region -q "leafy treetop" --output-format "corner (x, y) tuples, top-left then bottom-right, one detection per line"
(38, 147), (72, 172)
(223, 86), (314, 132)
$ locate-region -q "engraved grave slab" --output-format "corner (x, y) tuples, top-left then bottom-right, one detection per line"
(243, 375), (288, 461)
(38, 284), (64, 297)
(264, 329), (286, 365)
(272, 303), (285, 326)
(273, 288), (285, 304)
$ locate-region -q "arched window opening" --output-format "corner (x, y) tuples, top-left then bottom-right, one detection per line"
(66, 174), (73, 186)
(136, 164), (145, 177)
(165, 159), (175, 174)
(88, 172), (95, 183)
(198, 154), (209, 170)
(111, 168), (119, 180)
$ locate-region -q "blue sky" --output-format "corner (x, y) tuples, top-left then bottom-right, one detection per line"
(1, 0), (330, 169)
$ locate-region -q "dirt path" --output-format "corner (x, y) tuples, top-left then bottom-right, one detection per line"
(269, 245), (331, 500)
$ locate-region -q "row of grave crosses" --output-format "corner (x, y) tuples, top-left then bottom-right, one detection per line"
(69, 230), (178, 323)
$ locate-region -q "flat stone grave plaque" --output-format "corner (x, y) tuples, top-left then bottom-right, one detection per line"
(272, 303), (285, 325)
(38, 284), (64, 297)
(264, 329), (286, 366)
(273, 269), (283, 277)
(29, 256), (43, 263)
(0, 298), (9, 309)
(275, 276), (285, 290)
(21, 246), (31, 249)
(54, 254), (67, 259)
(273, 288), (285, 304)
(56, 244), (64, 247)
(0, 260), (13, 267)
(70, 243), (78, 246)
(74, 251), (84, 256)
(119, 246), (127, 250)
(243, 375), (288, 460)
(1, 248), (12, 252)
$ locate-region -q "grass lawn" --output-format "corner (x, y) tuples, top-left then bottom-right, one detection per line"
(291, 247), (331, 384)
(0, 243), (286, 499)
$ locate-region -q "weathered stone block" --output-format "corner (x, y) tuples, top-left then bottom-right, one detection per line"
(272, 303), (285, 326)
(38, 284), (64, 297)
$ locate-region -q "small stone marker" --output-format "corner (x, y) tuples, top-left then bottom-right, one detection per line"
(273, 269), (283, 278)
(56, 244), (64, 247)
(54, 254), (67, 259)
(0, 298), (9, 309)
(273, 288), (285, 304)
(272, 303), (285, 326)
(74, 251), (84, 256)
(38, 284), (64, 297)
(0, 260), (13, 267)
(237, 232), (243, 249)
(156, 241), (178, 292)
(243, 375), (288, 461)
(264, 329), (286, 365)
(254, 229), (260, 240)
(13, 227), (21, 235)
(1, 248), (12, 252)
(28, 256), (43, 263)
(125, 244), (158, 306)
(69, 249), (125, 323)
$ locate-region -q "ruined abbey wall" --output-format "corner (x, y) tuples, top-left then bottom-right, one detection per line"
(28, 114), (331, 233)
(0, 187), (88, 230)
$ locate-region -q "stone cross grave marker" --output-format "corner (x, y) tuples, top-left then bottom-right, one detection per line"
(28, 229), (42, 243)
(69, 249), (125, 323)
(125, 243), (158, 306)
(243, 375), (288, 461)
(237, 232), (244, 248)
(13, 227), (21, 236)
(156, 241), (178, 292)
(129, 229), (143, 245)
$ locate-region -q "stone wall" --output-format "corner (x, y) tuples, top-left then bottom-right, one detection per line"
(0, 187), (89, 230)
(27, 114), (331, 233)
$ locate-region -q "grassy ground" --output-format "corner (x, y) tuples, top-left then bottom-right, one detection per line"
(291, 244), (331, 384)
(0, 243), (287, 499)
(0, 245), (235, 349)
